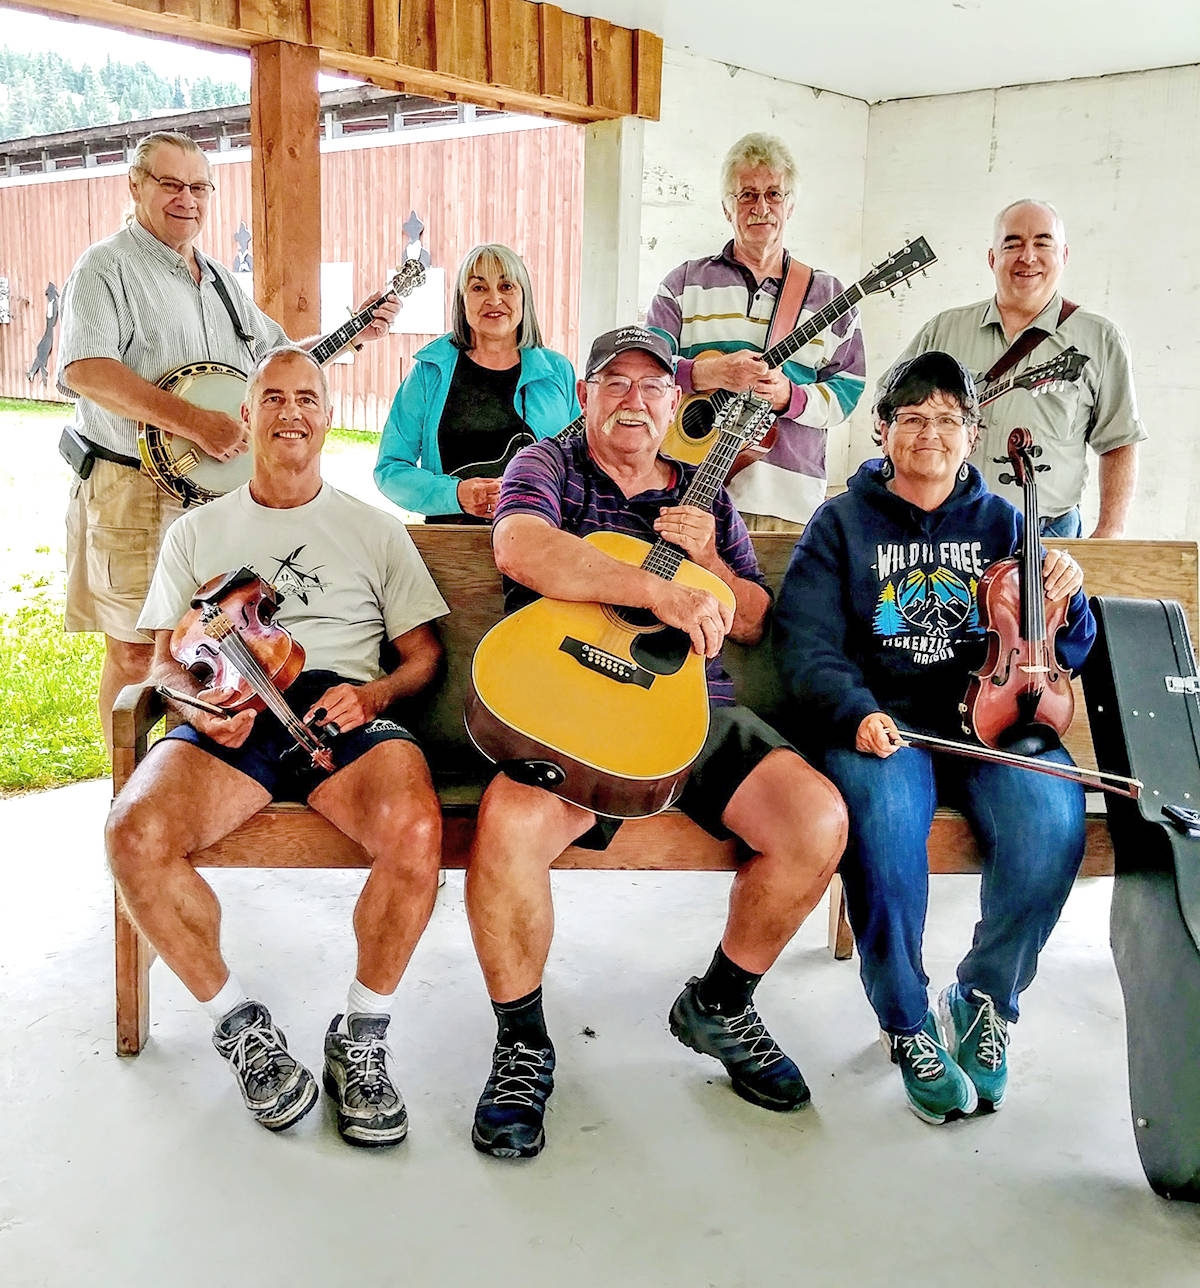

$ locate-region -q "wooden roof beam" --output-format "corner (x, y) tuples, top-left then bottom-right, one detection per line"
(14, 0), (663, 124)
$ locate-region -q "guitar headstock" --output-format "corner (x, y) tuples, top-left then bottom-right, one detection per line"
(387, 258), (427, 299)
(859, 237), (937, 297)
(1014, 345), (1088, 396)
(713, 390), (775, 449)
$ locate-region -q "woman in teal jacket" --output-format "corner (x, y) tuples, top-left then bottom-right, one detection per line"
(375, 243), (579, 523)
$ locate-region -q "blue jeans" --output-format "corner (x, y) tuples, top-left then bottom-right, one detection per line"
(823, 744), (1085, 1033)
(1040, 507), (1083, 538)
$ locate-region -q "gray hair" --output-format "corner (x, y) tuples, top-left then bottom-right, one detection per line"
(244, 345), (330, 410)
(129, 130), (208, 177)
(992, 199), (1066, 247)
(450, 243), (544, 350)
(720, 132), (797, 210)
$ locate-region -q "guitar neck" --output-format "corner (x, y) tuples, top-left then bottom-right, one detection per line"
(308, 294), (392, 367)
(760, 281), (865, 370)
(641, 424), (746, 582)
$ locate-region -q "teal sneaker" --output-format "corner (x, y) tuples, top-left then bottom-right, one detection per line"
(881, 1011), (978, 1125)
(938, 984), (1009, 1111)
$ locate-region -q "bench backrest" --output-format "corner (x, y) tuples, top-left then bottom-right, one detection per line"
(407, 528), (1200, 780)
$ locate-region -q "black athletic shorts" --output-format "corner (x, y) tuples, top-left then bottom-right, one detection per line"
(159, 669), (419, 803)
(573, 704), (797, 852)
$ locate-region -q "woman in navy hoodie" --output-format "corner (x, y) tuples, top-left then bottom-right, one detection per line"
(774, 351), (1094, 1126)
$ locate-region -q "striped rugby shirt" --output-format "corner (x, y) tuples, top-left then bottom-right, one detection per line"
(56, 218), (288, 457)
(495, 433), (769, 705)
(647, 241), (865, 525)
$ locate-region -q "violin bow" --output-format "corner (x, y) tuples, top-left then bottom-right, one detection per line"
(894, 727), (1142, 800)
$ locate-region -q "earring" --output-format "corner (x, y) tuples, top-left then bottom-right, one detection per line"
(880, 456), (894, 480)
(958, 461), (970, 482)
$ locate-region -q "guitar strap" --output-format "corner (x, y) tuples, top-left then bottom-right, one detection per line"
(982, 297), (1079, 384)
(765, 253), (813, 354)
(198, 251), (257, 355)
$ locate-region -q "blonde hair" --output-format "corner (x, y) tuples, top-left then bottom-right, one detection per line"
(720, 133), (797, 210)
(450, 243), (544, 350)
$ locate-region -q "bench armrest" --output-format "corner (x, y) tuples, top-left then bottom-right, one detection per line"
(111, 682), (166, 794)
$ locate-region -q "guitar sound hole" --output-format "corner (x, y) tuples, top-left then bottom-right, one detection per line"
(679, 401), (716, 444)
(630, 626), (690, 676)
(612, 604), (662, 631)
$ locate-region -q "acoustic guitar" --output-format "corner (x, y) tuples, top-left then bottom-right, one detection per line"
(138, 259), (426, 506)
(465, 392), (774, 819)
(663, 236), (937, 467)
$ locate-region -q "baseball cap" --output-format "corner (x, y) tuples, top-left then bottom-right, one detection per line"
(875, 350), (980, 421)
(584, 325), (675, 380)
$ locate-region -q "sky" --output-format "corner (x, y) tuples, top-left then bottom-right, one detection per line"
(0, 6), (356, 88)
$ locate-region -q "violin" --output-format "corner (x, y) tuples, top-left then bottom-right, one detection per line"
(169, 567), (336, 772)
(963, 427), (1074, 757)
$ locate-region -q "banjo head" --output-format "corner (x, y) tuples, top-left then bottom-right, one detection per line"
(141, 361), (252, 504)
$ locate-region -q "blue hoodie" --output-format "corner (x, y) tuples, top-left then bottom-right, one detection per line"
(773, 459), (1096, 747)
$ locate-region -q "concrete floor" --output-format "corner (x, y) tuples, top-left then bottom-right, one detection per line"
(2, 781), (1198, 1287)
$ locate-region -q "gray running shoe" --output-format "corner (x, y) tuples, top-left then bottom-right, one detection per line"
(669, 977), (811, 1111)
(323, 1013), (409, 1147)
(211, 1000), (318, 1132)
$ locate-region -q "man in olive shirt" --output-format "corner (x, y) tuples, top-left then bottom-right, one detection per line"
(882, 200), (1145, 537)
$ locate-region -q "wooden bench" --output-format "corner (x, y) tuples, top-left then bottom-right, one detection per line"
(111, 530), (1200, 1054)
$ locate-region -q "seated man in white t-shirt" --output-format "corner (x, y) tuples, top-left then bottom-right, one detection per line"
(106, 347), (449, 1148)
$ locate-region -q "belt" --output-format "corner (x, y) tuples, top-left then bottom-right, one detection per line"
(87, 438), (142, 470)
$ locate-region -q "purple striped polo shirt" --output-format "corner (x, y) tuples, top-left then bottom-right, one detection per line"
(494, 433), (768, 705)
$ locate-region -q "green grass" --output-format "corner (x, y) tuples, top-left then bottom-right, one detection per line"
(0, 591), (107, 795)
(0, 396), (66, 416)
(327, 425), (382, 449)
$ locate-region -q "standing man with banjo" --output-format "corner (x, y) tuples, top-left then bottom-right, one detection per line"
(57, 130), (398, 753)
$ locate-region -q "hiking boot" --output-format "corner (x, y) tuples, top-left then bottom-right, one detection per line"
(472, 1039), (556, 1159)
(211, 1000), (318, 1132)
(669, 977), (810, 1111)
(882, 1010), (978, 1125)
(938, 984), (1009, 1111)
(323, 1013), (409, 1147)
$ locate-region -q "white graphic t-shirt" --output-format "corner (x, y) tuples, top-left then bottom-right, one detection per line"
(139, 484), (448, 684)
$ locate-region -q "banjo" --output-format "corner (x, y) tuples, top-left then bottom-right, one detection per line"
(138, 258), (426, 506)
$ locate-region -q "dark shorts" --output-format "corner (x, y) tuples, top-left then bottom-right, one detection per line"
(160, 669), (419, 803)
(573, 704), (797, 852)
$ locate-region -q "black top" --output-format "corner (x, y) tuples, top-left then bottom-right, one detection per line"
(436, 351), (531, 479)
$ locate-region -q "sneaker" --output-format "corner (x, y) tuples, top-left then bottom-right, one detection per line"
(668, 977), (810, 1111)
(472, 1039), (556, 1159)
(211, 1000), (318, 1132)
(938, 984), (1009, 1111)
(322, 1013), (409, 1147)
(881, 1011), (978, 1125)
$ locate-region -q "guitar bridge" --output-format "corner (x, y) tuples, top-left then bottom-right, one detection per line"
(560, 638), (654, 688)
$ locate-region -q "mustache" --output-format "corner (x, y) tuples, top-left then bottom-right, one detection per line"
(602, 410), (653, 433)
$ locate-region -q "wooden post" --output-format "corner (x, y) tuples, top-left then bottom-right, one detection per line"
(249, 42), (322, 338)
(115, 891), (155, 1055)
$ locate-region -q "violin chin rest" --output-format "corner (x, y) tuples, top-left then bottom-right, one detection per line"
(994, 722), (1063, 758)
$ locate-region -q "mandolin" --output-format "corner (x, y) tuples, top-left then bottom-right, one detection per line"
(465, 392), (774, 818)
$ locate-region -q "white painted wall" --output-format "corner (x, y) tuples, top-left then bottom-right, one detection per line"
(862, 65), (1200, 540)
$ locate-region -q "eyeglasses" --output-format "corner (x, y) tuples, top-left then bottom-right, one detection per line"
(139, 171), (215, 198)
(891, 413), (969, 433)
(587, 374), (675, 400)
(731, 188), (789, 207)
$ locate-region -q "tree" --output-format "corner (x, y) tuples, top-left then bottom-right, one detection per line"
(873, 580), (906, 637)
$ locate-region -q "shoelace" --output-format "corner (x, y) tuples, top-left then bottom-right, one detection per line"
(486, 1043), (551, 1107)
(964, 993), (1009, 1071)
(341, 1038), (394, 1105)
(724, 1007), (785, 1069)
(228, 1020), (291, 1088)
(894, 1029), (946, 1082)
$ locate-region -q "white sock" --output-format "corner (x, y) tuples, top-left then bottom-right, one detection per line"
(346, 978), (396, 1021)
(201, 973), (249, 1025)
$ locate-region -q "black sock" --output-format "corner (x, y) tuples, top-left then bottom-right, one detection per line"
(695, 946), (763, 1015)
(492, 986), (550, 1048)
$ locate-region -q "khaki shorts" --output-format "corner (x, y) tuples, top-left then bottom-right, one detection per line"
(65, 461), (185, 643)
(740, 512), (806, 535)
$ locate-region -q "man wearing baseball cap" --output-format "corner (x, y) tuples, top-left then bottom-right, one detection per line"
(462, 325), (848, 1159)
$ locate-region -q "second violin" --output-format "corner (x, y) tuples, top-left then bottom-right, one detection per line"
(963, 427), (1074, 756)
